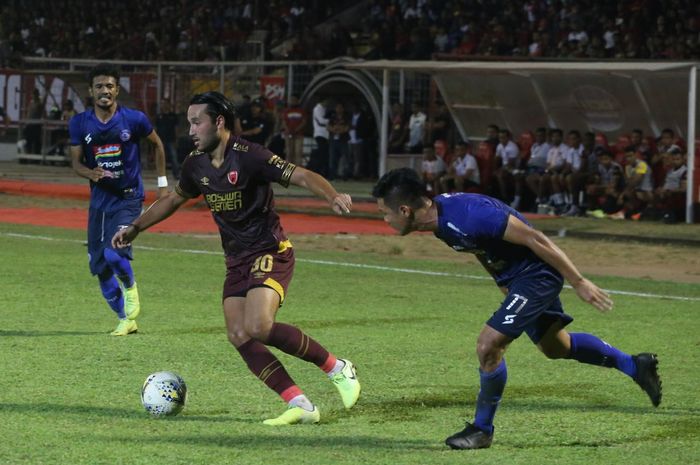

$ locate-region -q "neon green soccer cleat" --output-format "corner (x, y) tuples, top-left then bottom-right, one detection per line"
(263, 406), (320, 426)
(331, 359), (361, 409)
(110, 319), (138, 336)
(124, 283), (140, 320)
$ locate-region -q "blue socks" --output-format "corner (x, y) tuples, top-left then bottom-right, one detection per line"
(99, 274), (125, 319)
(568, 332), (637, 378)
(103, 248), (135, 288)
(474, 359), (507, 435)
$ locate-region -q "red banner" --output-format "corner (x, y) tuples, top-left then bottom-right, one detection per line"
(260, 75), (285, 110)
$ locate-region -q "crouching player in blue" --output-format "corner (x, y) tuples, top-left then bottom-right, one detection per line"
(70, 64), (167, 336)
(372, 168), (661, 450)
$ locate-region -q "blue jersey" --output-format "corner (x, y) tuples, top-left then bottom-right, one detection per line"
(433, 193), (556, 287)
(69, 106), (153, 212)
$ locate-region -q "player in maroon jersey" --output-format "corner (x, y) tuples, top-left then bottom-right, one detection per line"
(113, 91), (360, 425)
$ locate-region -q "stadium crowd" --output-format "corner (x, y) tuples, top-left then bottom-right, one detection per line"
(2, 0), (700, 63)
(0, 0), (353, 64)
(411, 123), (689, 223)
(361, 0), (700, 60)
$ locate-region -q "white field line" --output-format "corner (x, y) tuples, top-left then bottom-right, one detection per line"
(3, 231), (699, 302)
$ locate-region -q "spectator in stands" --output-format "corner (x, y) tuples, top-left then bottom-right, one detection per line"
(0, 104), (9, 137)
(240, 101), (271, 146)
(49, 99), (77, 157)
(420, 146), (446, 194)
(653, 147), (687, 223)
(328, 102), (351, 180)
(310, 98), (330, 177)
(156, 100), (180, 179)
(630, 128), (652, 161)
(655, 128), (676, 155)
(524, 127), (551, 208)
(485, 124), (500, 151)
(615, 145), (654, 219)
(348, 101), (369, 179)
(586, 149), (624, 216)
(24, 88), (45, 154)
(233, 95), (251, 137)
(543, 128), (568, 212)
(406, 102), (427, 154)
(562, 130), (585, 216)
(281, 94), (307, 167)
(427, 100), (450, 144)
(439, 140), (480, 193)
(388, 103), (408, 154)
(494, 129), (521, 209)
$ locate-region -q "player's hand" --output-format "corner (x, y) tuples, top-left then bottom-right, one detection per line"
(157, 186), (168, 199)
(573, 278), (613, 313)
(331, 193), (352, 215)
(112, 224), (139, 249)
(89, 167), (111, 182)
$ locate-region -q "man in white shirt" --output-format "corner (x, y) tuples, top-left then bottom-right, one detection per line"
(562, 130), (585, 216)
(310, 99), (330, 177)
(543, 129), (568, 210)
(440, 140), (480, 192)
(523, 127), (551, 207)
(494, 129), (521, 209)
(406, 102), (427, 153)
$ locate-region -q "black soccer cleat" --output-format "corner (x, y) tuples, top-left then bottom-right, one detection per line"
(445, 422), (493, 450)
(632, 353), (662, 407)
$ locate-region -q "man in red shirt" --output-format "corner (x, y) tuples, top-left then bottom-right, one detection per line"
(281, 95), (307, 166)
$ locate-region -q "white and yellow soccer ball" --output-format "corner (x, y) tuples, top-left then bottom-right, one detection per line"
(141, 371), (187, 417)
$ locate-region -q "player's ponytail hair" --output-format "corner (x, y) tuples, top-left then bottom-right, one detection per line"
(372, 168), (429, 211)
(189, 91), (237, 131)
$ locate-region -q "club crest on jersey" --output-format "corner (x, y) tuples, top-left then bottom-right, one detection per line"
(120, 129), (131, 141)
(200, 177), (209, 186)
(227, 171), (239, 185)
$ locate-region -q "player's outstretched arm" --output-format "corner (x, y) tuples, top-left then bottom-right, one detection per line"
(289, 166), (352, 215)
(112, 191), (189, 248)
(502, 214), (613, 312)
(146, 130), (168, 198)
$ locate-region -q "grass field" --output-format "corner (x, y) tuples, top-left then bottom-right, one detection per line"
(1, 222), (699, 465)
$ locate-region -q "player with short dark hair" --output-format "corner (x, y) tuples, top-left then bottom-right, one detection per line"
(112, 91), (361, 425)
(70, 63), (168, 336)
(372, 168), (661, 450)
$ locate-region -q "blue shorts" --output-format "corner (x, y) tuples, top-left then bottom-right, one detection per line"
(487, 268), (573, 343)
(87, 200), (142, 276)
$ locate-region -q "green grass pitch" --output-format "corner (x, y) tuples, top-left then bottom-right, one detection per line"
(0, 223), (698, 465)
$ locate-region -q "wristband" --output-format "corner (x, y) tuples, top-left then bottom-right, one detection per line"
(128, 223), (141, 233)
(157, 176), (168, 188)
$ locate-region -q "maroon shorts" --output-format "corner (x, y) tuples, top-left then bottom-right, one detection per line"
(223, 241), (295, 304)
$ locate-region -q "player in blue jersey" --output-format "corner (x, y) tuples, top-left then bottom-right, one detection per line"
(69, 64), (168, 336)
(372, 168), (661, 450)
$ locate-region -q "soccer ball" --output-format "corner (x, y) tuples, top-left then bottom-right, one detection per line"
(141, 371), (187, 417)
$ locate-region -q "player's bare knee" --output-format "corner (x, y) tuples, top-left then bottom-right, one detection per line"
(476, 340), (501, 370)
(244, 320), (273, 341)
(226, 328), (248, 346)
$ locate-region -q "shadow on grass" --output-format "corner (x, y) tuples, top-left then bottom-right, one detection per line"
(104, 432), (437, 451)
(155, 316), (445, 336)
(0, 402), (237, 422)
(285, 316), (445, 329)
(358, 384), (699, 419)
(0, 330), (102, 337)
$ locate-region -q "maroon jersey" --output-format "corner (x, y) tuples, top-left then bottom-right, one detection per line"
(176, 136), (296, 257)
